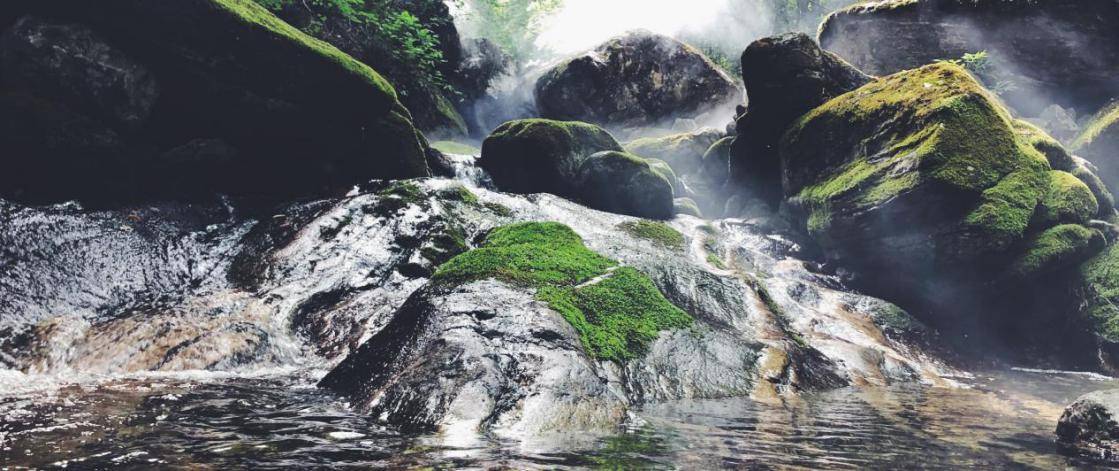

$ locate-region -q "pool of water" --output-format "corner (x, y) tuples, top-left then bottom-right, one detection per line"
(1, 369), (1115, 469)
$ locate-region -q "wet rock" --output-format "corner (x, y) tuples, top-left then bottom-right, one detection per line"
(674, 198), (702, 217)
(626, 128), (724, 178)
(0, 16), (159, 131)
(577, 151), (676, 220)
(780, 63), (1105, 316)
(0, 0), (429, 204)
(818, 0), (1119, 116)
(729, 32), (870, 205)
(534, 31), (742, 129)
(1074, 103), (1119, 201)
(1057, 389), (1119, 462)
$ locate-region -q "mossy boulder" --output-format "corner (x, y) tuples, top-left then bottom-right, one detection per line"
(625, 128), (723, 177)
(781, 62), (1105, 301)
(534, 31), (741, 129)
(674, 197), (702, 217)
(818, 0), (1119, 115)
(480, 119), (623, 196)
(729, 33), (870, 205)
(1074, 103), (1119, 203)
(0, 0), (429, 203)
(577, 151), (676, 220)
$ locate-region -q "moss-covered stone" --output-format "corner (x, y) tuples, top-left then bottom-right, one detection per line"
(781, 63), (1103, 281)
(479, 119), (622, 197)
(577, 151), (676, 220)
(1077, 242), (1119, 343)
(617, 220), (686, 251)
(433, 222), (692, 361)
(625, 129), (722, 177)
(1009, 224), (1105, 280)
(1034, 171), (1099, 227)
(1074, 103), (1119, 204)
(701, 136), (734, 185)
(674, 197), (703, 217)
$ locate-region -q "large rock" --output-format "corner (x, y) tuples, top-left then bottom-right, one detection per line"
(780, 62), (1106, 311)
(1074, 103), (1119, 200)
(578, 151), (676, 220)
(729, 33), (871, 205)
(625, 128), (723, 177)
(818, 0), (1119, 115)
(534, 31), (742, 129)
(255, 0), (469, 137)
(0, 0), (430, 203)
(1057, 389), (1119, 462)
(479, 119), (675, 219)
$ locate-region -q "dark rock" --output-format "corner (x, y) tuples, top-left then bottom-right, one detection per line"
(535, 31), (742, 129)
(818, 0), (1119, 116)
(0, 1), (429, 203)
(674, 197), (702, 217)
(1057, 389), (1119, 462)
(577, 151), (676, 220)
(479, 118), (622, 197)
(729, 32), (870, 206)
(701, 136), (734, 187)
(0, 16), (159, 131)
(151, 138), (238, 200)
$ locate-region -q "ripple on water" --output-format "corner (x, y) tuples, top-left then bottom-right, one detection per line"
(1, 369), (1117, 469)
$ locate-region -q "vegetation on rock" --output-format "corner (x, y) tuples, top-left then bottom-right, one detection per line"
(617, 220), (686, 251)
(433, 222), (692, 361)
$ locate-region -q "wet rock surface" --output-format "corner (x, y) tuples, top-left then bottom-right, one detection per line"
(1058, 388), (1119, 462)
(818, 0), (1119, 116)
(534, 31), (742, 129)
(0, 177), (952, 436)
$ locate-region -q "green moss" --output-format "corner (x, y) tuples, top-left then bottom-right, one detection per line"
(674, 198), (703, 217)
(1073, 102), (1119, 152)
(483, 202), (514, 217)
(617, 220), (686, 251)
(745, 276), (807, 348)
(1035, 171), (1099, 226)
(218, 0), (397, 99)
(372, 180), (429, 215)
(435, 184), (479, 205)
(1015, 120), (1074, 171)
(868, 301), (928, 336)
(433, 222), (691, 361)
(964, 166), (1049, 249)
(430, 140), (480, 155)
(420, 224), (468, 266)
(1009, 224), (1104, 279)
(706, 253), (727, 270)
(1080, 243), (1119, 342)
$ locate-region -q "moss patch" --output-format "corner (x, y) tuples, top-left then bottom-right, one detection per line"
(1010, 224), (1104, 280)
(1080, 242), (1119, 342)
(1035, 171), (1099, 226)
(431, 140), (480, 155)
(433, 222), (692, 361)
(617, 220), (686, 251)
(435, 184), (479, 205)
(1073, 102), (1119, 152)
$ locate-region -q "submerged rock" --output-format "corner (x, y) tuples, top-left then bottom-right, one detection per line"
(534, 31), (741, 129)
(0, 0), (429, 204)
(818, 0), (1119, 115)
(780, 62), (1106, 317)
(1058, 389), (1119, 462)
(729, 33), (870, 205)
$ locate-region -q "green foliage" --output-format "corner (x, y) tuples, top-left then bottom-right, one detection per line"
(946, 51), (1017, 96)
(452, 0), (562, 66)
(617, 220), (686, 251)
(255, 0), (452, 94)
(433, 222), (692, 361)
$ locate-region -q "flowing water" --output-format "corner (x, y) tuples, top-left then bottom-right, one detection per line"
(0, 368), (1114, 469)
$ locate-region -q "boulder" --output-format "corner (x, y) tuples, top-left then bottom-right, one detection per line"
(625, 128), (723, 177)
(577, 151), (676, 220)
(780, 62), (1104, 308)
(1057, 389), (1119, 462)
(729, 33), (871, 205)
(701, 136), (734, 187)
(0, 1), (430, 203)
(1074, 103), (1119, 201)
(534, 31), (742, 129)
(479, 119), (623, 197)
(818, 0), (1119, 116)
(255, 0), (469, 136)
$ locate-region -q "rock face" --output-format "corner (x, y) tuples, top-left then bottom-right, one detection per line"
(729, 33), (871, 205)
(479, 119), (676, 219)
(1057, 389), (1119, 462)
(534, 31), (742, 129)
(255, 0), (470, 137)
(780, 62), (1108, 314)
(1074, 104), (1119, 199)
(0, 0), (429, 204)
(818, 0), (1119, 115)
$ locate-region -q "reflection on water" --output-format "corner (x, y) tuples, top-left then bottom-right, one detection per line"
(1, 369), (1116, 469)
